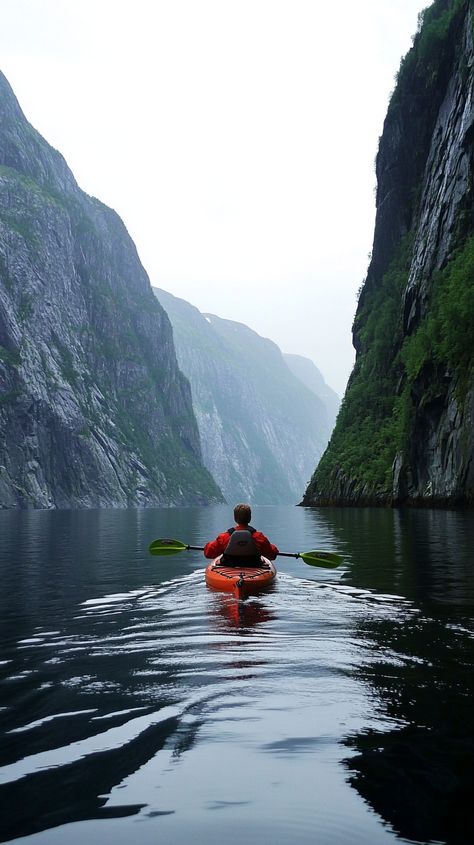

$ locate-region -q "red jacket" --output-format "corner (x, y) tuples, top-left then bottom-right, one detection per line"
(204, 524), (279, 561)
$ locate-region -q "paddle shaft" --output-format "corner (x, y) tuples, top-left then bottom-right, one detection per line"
(186, 544), (298, 558)
(149, 538), (341, 568)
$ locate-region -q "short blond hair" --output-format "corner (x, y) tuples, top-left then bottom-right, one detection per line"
(234, 503), (251, 524)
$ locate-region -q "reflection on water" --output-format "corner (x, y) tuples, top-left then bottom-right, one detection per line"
(309, 506), (474, 606)
(310, 507), (474, 844)
(0, 505), (473, 844)
(209, 594), (277, 632)
(342, 605), (474, 845)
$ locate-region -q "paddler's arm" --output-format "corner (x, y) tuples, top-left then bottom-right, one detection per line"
(204, 532), (230, 559)
(254, 532), (279, 561)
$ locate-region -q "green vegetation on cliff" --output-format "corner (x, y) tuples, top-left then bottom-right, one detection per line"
(392, 0), (467, 108)
(311, 243), (411, 497)
(311, 232), (474, 500)
(402, 236), (474, 398)
(304, 0), (474, 506)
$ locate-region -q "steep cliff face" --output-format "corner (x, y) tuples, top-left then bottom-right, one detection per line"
(303, 0), (474, 507)
(0, 72), (223, 507)
(154, 288), (333, 504)
(283, 354), (340, 432)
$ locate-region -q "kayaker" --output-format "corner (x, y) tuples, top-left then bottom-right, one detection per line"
(204, 503), (279, 566)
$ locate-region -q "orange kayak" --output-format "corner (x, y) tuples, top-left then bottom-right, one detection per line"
(205, 556), (277, 599)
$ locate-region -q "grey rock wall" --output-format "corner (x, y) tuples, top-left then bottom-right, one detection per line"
(404, 7), (474, 332)
(0, 71), (223, 507)
(394, 5), (474, 504)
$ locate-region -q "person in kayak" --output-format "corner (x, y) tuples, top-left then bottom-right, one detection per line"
(204, 503), (279, 566)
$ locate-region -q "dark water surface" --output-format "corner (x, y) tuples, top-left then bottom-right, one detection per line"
(0, 505), (473, 845)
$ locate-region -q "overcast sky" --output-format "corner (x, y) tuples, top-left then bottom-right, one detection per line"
(1, 0), (429, 394)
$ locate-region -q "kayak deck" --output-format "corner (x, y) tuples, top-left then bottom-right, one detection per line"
(205, 556), (276, 599)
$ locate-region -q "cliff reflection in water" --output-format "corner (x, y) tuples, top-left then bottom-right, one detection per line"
(306, 506), (474, 606)
(343, 616), (473, 844)
(311, 507), (474, 844)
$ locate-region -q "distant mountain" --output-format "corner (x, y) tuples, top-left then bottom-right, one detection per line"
(283, 353), (339, 431)
(0, 71), (222, 507)
(154, 287), (334, 504)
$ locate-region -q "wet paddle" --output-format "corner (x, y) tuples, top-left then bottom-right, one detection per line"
(148, 538), (343, 569)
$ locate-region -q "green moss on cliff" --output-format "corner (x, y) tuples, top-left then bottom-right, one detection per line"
(0, 164), (67, 210)
(0, 345), (21, 367)
(308, 232), (474, 503)
(310, 243), (410, 498)
(402, 236), (474, 398)
(391, 0), (468, 110)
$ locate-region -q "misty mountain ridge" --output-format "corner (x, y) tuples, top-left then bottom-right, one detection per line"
(154, 287), (338, 505)
(283, 353), (339, 429)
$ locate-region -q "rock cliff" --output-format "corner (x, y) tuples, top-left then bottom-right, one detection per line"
(303, 0), (474, 507)
(154, 288), (334, 504)
(0, 71), (223, 507)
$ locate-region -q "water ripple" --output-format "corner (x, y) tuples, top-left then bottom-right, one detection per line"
(1, 564), (472, 844)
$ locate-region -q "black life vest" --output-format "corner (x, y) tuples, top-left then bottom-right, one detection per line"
(222, 526), (262, 566)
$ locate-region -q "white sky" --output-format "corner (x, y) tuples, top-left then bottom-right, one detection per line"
(0, 0), (428, 394)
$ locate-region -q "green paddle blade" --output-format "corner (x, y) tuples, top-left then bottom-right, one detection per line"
(149, 538), (188, 556)
(299, 550), (343, 568)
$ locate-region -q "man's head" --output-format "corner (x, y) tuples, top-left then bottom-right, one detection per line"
(234, 503), (251, 525)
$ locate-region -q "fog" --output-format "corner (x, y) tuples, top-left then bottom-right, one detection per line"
(1, 0), (429, 394)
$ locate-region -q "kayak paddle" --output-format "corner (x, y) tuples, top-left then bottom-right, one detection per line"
(148, 538), (342, 569)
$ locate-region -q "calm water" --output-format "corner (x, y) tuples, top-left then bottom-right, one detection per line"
(0, 505), (473, 845)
